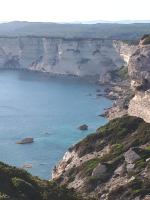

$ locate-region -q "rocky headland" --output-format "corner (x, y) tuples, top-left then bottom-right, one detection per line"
(52, 35), (150, 200)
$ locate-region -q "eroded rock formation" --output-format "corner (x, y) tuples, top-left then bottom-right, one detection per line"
(0, 36), (135, 79)
(128, 35), (150, 123)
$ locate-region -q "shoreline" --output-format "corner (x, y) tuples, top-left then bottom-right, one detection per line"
(0, 67), (100, 83)
(98, 80), (132, 120)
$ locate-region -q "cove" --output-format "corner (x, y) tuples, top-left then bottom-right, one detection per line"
(0, 69), (112, 179)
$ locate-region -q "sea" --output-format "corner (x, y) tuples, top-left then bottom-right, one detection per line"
(0, 69), (112, 179)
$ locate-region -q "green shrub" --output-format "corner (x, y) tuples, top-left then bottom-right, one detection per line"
(141, 34), (150, 45)
(100, 144), (124, 164)
(109, 66), (129, 81)
(78, 158), (100, 177)
(145, 145), (150, 151)
(73, 116), (144, 157)
(0, 162), (81, 200)
(11, 177), (38, 198)
(135, 159), (146, 170)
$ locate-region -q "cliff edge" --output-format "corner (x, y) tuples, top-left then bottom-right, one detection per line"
(128, 35), (150, 123)
(0, 36), (135, 80)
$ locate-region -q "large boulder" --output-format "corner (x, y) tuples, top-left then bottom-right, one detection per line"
(126, 163), (135, 173)
(114, 163), (126, 176)
(92, 163), (107, 177)
(124, 149), (140, 164)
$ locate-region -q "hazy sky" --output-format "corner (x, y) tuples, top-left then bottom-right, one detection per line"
(0, 0), (150, 22)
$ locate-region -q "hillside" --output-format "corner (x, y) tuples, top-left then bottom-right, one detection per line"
(0, 21), (150, 40)
(53, 115), (150, 200)
(0, 161), (82, 200)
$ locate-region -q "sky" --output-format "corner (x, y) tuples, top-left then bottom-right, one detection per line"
(0, 0), (150, 22)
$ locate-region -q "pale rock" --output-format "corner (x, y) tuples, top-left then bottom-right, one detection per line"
(134, 197), (140, 200)
(92, 163), (107, 177)
(128, 37), (150, 123)
(0, 37), (135, 79)
(124, 149), (140, 164)
(143, 195), (150, 200)
(114, 163), (126, 176)
(126, 163), (135, 173)
(22, 163), (33, 169)
(128, 91), (150, 123)
(128, 43), (150, 85)
(146, 158), (150, 162)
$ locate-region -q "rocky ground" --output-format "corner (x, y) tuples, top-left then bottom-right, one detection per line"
(97, 66), (134, 120)
(98, 82), (133, 120)
(53, 116), (150, 200)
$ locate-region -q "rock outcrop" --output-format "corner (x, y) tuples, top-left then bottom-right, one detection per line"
(124, 148), (141, 164)
(128, 91), (150, 123)
(128, 36), (150, 86)
(92, 163), (107, 177)
(128, 35), (150, 123)
(0, 36), (136, 79)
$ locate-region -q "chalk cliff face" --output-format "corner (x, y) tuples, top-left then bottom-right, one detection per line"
(113, 41), (136, 64)
(128, 91), (150, 123)
(0, 36), (135, 78)
(128, 41), (150, 85)
(128, 36), (150, 123)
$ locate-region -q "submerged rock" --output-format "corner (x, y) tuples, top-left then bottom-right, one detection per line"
(16, 137), (34, 144)
(22, 163), (33, 169)
(78, 124), (88, 131)
(96, 89), (101, 93)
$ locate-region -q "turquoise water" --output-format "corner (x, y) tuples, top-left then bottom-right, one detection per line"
(0, 70), (111, 179)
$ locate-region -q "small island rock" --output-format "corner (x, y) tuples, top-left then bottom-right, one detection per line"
(78, 124), (88, 131)
(16, 137), (34, 144)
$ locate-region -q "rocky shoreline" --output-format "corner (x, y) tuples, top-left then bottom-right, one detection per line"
(98, 80), (133, 120)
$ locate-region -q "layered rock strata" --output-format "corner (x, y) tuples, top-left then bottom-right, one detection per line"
(0, 36), (135, 79)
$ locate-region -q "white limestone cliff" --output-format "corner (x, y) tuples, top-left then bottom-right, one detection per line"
(0, 36), (135, 79)
(128, 91), (150, 123)
(128, 36), (150, 123)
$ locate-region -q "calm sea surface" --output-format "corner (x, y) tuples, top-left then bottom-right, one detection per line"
(0, 70), (112, 179)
